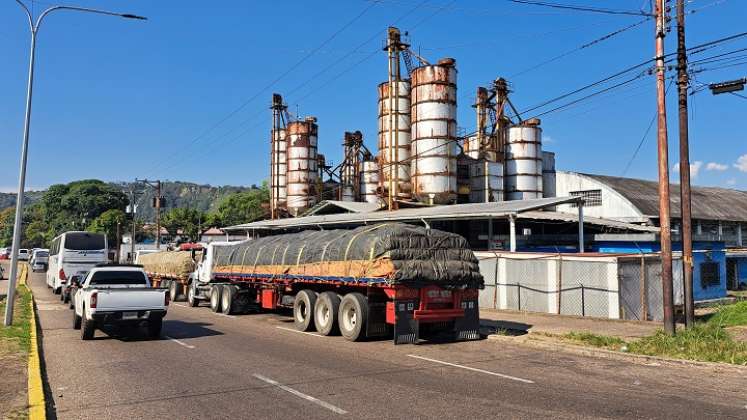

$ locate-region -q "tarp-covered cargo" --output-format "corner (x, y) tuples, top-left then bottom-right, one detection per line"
(212, 223), (483, 289)
(139, 251), (196, 279)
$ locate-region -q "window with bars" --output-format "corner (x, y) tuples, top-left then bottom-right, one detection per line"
(700, 262), (720, 288)
(570, 189), (602, 207)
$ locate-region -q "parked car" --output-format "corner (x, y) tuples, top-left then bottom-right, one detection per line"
(0, 248), (9, 260)
(30, 249), (49, 272)
(18, 249), (30, 261)
(72, 265), (169, 340)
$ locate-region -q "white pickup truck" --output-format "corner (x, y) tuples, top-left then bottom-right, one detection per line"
(72, 265), (169, 340)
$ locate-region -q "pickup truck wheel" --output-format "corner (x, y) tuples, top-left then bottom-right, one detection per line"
(338, 293), (368, 342)
(81, 310), (95, 340)
(148, 318), (163, 338)
(221, 285), (237, 315)
(314, 292), (341, 336)
(72, 309), (82, 329)
(293, 290), (317, 332)
(210, 286), (223, 313)
(187, 283), (199, 307)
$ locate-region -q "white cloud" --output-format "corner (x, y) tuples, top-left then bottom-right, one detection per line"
(544, 135), (556, 144)
(726, 178), (737, 186)
(672, 161), (703, 178)
(735, 154), (747, 172)
(705, 162), (728, 171)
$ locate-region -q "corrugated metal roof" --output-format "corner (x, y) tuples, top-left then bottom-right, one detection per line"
(577, 173), (747, 222)
(223, 196), (654, 233)
(303, 200), (381, 216)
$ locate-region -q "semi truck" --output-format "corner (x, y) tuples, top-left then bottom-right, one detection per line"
(150, 224), (483, 344)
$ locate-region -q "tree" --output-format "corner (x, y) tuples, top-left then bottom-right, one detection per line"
(88, 209), (127, 248)
(161, 208), (205, 243)
(210, 183), (269, 227)
(0, 207), (14, 247)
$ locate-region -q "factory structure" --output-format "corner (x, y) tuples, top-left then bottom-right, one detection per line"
(230, 26), (747, 320)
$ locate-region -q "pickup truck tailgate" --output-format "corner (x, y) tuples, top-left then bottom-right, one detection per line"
(94, 288), (167, 311)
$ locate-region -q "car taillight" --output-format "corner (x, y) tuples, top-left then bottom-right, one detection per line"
(59, 268), (67, 281)
(164, 291), (170, 306)
(90, 292), (98, 309)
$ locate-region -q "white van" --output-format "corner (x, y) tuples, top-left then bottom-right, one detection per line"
(47, 231), (108, 294)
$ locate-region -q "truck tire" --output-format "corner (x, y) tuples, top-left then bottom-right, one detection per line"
(72, 308), (82, 330)
(221, 285), (237, 315)
(169, 281), (180, 303)
(63, 290), (70, 304)
(338, 293), (368, 342)
(81, 308), (95, 340)
(293, 290), (317, 332)
(187, 283), (199, 307)
(314, 291), (341, 336)
(210, 286), (223, 313)
(148, 318), (163, 338)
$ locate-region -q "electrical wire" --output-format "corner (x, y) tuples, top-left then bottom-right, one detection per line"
(503, 0), (653, 17)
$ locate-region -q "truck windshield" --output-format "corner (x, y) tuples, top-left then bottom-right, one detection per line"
(37, 251), (49, 257)
(65, 232), (106, 251)
(89, 271), (146, 286)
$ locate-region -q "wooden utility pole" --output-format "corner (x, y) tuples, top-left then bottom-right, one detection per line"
(155, 180), (162, 249)
(655, 0), (676, 335)
(676, 0), (695, 327)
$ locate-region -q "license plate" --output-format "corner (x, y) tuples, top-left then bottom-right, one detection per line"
(122, 312), (138, 320)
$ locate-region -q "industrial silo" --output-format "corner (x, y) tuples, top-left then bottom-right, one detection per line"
(505, 118), (543, 200)
(378, 80), (412, 201)
(470, 160), (504, 203)
(270, 127), (287, 212)
(286, 117), (319, 216)
(359, 159), (381, 204)
(410, 58), (458, 204)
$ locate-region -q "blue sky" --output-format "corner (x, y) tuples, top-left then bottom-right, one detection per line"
(1, 0), (745, 192)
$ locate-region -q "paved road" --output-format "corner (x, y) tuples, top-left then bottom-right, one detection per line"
(27, 270), (746, 419)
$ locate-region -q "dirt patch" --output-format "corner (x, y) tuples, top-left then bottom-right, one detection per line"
(0, 341), (27, 420)
(727, 326), (747, 342)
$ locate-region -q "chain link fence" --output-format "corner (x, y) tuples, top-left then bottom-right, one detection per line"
(476, 252), (684, 322)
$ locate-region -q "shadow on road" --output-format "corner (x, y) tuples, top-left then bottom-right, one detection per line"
(91, 319), (224, 342)
(479, 319), (530, 336)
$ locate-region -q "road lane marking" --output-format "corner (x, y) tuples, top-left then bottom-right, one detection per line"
(275, 326), (323, 337)
(165, 336), (195, 349)
(407, 354), (534, 384)
(252, 374), (347, 415)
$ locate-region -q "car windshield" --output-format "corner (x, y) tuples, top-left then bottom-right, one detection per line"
(88, 271), (146, 286)
(36, 251), (48, 257)
(65, 233), (105, 251)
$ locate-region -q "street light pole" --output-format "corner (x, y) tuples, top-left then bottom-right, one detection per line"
(4, 1), (146, 327)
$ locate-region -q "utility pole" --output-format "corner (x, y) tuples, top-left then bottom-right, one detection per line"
(116, 221), (121, 263)
(676, 0), (695, 327)
(126, 187), (139, 263)
(135, 178), (163, 249)
(655, 0), (676, 335)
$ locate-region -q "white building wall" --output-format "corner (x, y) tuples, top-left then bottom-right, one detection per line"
(554, 171), (648, 223)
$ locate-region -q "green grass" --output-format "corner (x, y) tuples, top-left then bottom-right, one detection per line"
(563, 332), (627, 350)
(706, 301), (747, 328)
(0, 283), (33, 354)
(629, 324), (747, 365)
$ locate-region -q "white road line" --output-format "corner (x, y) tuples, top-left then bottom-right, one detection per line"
(275, 326), (324, 337)
(407, 354), (534, 384)
(253, 374), (347, 415)
(165, 336), (195, 349)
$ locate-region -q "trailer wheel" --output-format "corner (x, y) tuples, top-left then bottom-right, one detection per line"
(293, 290), (317, 332)
(338, 293), (368, 341)
(169, 281), (180, 303)
(210, 286), (223, 313)
(187, 283), (199, 307)
(314, 292), (340, 336)
(221, 285), (237, 315)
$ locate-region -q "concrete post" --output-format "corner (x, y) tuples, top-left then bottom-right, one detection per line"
(509, 214), (517, 252)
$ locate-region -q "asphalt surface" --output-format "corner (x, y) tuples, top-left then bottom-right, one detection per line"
(26, 269), (747, 420)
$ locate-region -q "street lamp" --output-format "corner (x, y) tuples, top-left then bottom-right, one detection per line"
(4, 1), (147, 327)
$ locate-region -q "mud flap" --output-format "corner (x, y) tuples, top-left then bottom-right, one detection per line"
(454, 299), (480, 341)
(393, 299), (419, 344)
(366, 301), (388, 338)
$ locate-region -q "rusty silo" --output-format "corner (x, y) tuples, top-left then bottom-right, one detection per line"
(286, 117), (319, 216)
(410, 58), (458, 204)
(359, 159), (381, 204)
(469, 160), (504, 203)
(270, 93), (288, 218)
(542, 150), (556, 198)
(505, 118), (543, 200)
(378, 80), (412, 202)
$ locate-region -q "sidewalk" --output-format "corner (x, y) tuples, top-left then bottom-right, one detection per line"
(480, 309), (662, 340)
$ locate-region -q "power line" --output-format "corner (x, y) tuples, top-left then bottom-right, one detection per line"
(504, 0), (653, 17)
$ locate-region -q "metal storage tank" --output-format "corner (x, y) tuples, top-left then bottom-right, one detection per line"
(505, 118), (543, 200)
(378, 80), (412, 200)
(360, 159), (381, 204)
(270, 127), (287, 211)
(410, 58), (458, 204)
(463, 135), (480, 159)
(470, 160), (504, 203)
(286, 117), (318, 216)
(542, 151), (556, 198)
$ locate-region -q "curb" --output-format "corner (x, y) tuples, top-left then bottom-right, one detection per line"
(19, 265), (47, 420)
(487, 333), (747, 372)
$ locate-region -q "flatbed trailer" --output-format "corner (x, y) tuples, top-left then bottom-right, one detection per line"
(147, 273), (189, 303)
(190, 272), (480, 344)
